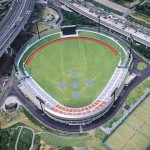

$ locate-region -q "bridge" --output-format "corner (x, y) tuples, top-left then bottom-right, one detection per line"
(0, 0), (35, 57)
(58, 0), (150, 48)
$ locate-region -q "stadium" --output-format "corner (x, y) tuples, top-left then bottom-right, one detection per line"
(15, 26), (132, 125)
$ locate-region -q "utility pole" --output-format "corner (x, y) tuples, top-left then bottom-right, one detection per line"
(12, 54), (18, 72)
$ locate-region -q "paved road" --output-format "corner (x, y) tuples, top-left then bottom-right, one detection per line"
(0, 0), (35, 57)
(57, 0), (150, 47)
(47, 3), (64, 28)
(0, 0), (10, 4)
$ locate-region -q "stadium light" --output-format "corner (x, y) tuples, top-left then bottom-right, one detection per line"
(36, 96), (45, 115)
(98, 13), (102, 33)
(36, 22), (41, 39)
(12, 54), (18, 72)
(129, 34), (134, 58)
(111, 87), (118, 101)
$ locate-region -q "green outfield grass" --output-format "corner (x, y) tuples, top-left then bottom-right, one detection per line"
(19, 33), (61, 74)
(105, 96), (150, 150)
(25, 38), (119, 107)
(78, 31), (126, 65)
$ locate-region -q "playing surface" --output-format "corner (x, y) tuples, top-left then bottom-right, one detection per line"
(25, 37), (119, 108)
(105, 96), (150, 150)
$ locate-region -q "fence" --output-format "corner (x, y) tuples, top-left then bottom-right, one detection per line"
(102, 89), (150, 149)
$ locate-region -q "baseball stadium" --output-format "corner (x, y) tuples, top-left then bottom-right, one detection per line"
(15, 26), (132, 125)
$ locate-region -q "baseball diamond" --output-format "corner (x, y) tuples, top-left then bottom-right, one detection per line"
(16, 28), (131, 125)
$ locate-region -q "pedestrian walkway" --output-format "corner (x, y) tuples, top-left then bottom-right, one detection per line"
(15, 126), (35, 150)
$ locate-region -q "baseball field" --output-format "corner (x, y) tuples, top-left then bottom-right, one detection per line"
(25, 37), (120, 108)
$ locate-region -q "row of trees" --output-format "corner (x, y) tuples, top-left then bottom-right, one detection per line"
(132, 44), (150, 60)
(136, 3), (150, 17)
(126, 15), (150, 29)
(62, 10), (98, 26)
(110, 0), (134, 4)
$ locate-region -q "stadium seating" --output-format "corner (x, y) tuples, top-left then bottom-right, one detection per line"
(48, 100), (107, 116)
(19, 67), (128, 119)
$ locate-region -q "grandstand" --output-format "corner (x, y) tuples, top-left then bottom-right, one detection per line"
(16, 27), (132, 125)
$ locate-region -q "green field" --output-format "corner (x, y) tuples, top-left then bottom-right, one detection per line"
(105, 96), (150, 150)
(26, 38), (119, 107)
(35, 128), (106, 149)
(78, 31), (126, 65)
(137, 62), (147, 70)
(19, 33), (61, 74)
(17, 128), (33, 150)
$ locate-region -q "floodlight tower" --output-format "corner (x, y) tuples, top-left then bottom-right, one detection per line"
(36, 22), (41, 39)
(111, 87), (118, 102)
(98, 13), (102, 33)
(36, 96), (45, 115)
(129, 34), (134, 58)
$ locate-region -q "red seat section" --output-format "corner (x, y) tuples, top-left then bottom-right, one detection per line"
(49, 99), (107, 116)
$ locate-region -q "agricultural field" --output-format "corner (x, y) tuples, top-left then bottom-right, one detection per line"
(105, 95), (150, 150)
(25, 37), (119, 107)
